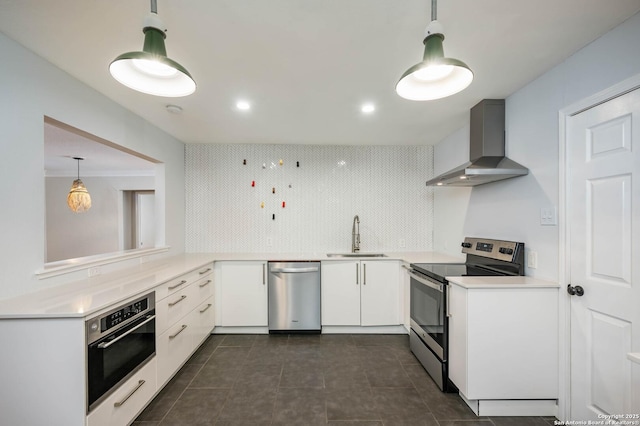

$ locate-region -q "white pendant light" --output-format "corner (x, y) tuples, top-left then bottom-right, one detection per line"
(396, 0), (473, 101)
(67, 157), (92, 213)
(110, 0), (196, 97)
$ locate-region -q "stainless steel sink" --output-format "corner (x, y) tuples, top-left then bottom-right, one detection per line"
(326, 253), (387, 258)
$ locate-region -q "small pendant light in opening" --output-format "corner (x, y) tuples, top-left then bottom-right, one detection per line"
(109, 0), (196, 97)
(67, 157), (92, 213)
(396, 0), (473, 101)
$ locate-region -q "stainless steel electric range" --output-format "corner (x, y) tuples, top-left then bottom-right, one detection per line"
(408, 237), (525, 392)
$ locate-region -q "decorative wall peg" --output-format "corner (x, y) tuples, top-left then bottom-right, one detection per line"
(260, 201), (265, 208)
(296, 161), (300, 167)
(243, 159), (247, 165)
(288, 184), (292, 188)
(279, 159), (283, 166)
(262, 163), (266, 169)
(272, 213), (275, 220)
(282, 201), (286, 208)
(272, 187), (275, 194)
(251, 180), (255, 187)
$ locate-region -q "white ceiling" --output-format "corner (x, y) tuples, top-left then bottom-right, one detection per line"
(2, 0), (640, 148)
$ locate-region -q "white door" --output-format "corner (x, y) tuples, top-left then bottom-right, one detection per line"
(219, 262), (268, 326)
(135, 191), (155, 249)
(321, 261), (361, 326)
(567, 88), (640, 419)
(360, 261), (400, 326)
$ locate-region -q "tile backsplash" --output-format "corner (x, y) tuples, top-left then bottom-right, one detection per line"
(185, 144), (433, 253)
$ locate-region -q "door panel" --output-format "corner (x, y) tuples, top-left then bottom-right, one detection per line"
(567, 88), (640, 418)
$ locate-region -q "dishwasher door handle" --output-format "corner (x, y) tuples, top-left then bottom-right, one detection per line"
(270, 267), (319, 273)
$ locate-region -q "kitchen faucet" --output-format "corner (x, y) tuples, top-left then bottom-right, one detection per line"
(352, 215), (360, 253)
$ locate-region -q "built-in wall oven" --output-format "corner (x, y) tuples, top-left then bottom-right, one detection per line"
(409, 237), (524, 392)
(86, 292), (156, 412)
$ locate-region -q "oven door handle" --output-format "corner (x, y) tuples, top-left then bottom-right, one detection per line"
(408, 271), (443, 292)
(97, 314), (156, 349)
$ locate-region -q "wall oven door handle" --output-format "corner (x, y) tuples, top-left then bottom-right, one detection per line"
(408, 271), (443, 292)
(97, 315), (156, 349)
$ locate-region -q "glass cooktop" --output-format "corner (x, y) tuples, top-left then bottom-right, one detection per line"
(410, 263), (505, 284)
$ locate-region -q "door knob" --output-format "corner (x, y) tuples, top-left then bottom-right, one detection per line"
(567, 284), (585, 296)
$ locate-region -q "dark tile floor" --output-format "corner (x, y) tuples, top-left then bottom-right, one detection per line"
(134, 334), (557, 426)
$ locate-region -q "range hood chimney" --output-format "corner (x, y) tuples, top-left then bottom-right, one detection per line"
(426, 99), (528, 187)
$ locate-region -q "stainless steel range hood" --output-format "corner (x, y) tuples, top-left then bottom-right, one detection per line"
(426, 99), (528, 187)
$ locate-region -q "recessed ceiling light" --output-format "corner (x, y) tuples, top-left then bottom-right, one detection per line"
(166, 104), (183, 114)
(236, 101), (251, 111)
(361, 103), (375, 114)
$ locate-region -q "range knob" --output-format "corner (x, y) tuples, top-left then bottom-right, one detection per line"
(461, 242), (472, 248)
(499, 247), (514, 255)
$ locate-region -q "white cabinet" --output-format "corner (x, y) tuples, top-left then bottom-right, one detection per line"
(448, 282), (559, 416)
(156, 264), (215, 387)
(87, 358), (157, 426)
(217, 261), (268, 327)
(322, 261), (361, 325)
(322, 260), (400, 326)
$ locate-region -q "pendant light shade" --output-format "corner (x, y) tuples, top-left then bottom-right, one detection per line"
(396, 1), (473, 101)
(67, 157), (92, 213)
(109, 1), (196, 97)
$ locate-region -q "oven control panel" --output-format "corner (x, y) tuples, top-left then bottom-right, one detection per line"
(100, 298), (148, 332)
(461, 237), (523, 263)
(86, 292), (155, 344)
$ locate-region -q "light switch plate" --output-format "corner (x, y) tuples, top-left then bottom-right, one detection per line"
(540, 207), (557, 226)
(527, 251), (538, 269)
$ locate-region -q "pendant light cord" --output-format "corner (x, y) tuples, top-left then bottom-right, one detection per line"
(431, 0), (437, 21)
(77, 158), (80, 180)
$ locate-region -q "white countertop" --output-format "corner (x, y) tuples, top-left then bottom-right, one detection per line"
(447, 275), (560, 289)
(209, 251), (465, 264)
(0, 251), (462, 320)
(0, 254), (217, 320)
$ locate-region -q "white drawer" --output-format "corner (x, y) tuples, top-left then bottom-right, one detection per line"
(193, 295), (215, 346)
(156, 309), (199, 387)
(87, 357), (157, 426)
(155, 263), (212, 300)
(155, 283), (198, 335)
(194, 274), (214, 301)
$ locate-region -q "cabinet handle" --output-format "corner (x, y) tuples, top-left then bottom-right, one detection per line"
(199, 303), (212, 314)
(356, 263), (359, 285)
(446, 285), (451, 318)
(113, 380), (145, 407)
(169, 324), (187, 339)
(363, 263), (366, 285)
(199, 279), (212, 288)
(168, 280), (187, 290)
(168, 295), (187, 307)
(199, 267), (212, 275)
(628, 353), (640, 364)
(263, 264), (266, 285)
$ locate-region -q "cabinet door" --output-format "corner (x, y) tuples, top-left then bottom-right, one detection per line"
(361, 261), (400, 326)
(447, 284), (468, 395)
(321, 261), (360, 325)
(219, 261), (268, 326)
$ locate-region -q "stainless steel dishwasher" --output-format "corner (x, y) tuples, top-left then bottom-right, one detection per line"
(268, 261), (321, 333)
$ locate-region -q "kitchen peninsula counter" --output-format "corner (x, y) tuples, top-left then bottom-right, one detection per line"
(0, 251), (461, 319)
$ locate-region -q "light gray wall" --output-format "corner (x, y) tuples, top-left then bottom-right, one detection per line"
(185, 144), (434, 253)
(0, 33), (186, 300)
(45, 176), (154, 262)
(433, 12), (640, 280)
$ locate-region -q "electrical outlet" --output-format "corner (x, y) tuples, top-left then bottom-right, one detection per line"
(266, 237), (273, 247)
(540, 207), (557, 226)
(527, 251), (538, 269)
(88, 267), (101, 277)
(399, 238), (406, 248)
